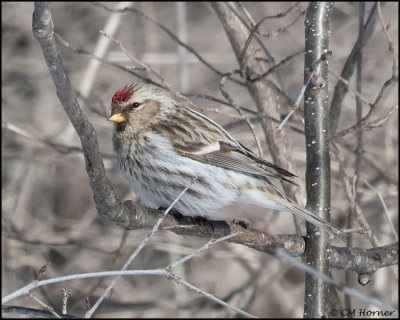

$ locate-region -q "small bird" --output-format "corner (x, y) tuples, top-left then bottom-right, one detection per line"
(108, 82), (341, 237)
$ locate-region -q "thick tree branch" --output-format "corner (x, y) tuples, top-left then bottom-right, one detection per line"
(303, 2), (334, 318)
(32, 2), (133, 228)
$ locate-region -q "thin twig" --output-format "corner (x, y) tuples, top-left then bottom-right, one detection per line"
(3, 233), (256, 318)
(239, 17), (269, 73)
(100, 30), (152, 73)
(220, 72), (264, 157)
(236, 2), (257, 27)
(55, 32), (149, 79)
(91, 2), (246, 85)
(364, 180), (398, 241)
(61, 288), (72, 315)
(80, 2), (134, 99)
(167, 272), (257, 318)
(260, 7), (305, 38)
(100, 30), (206, 113)
(276, 51), (331, 132)
(185, 93), (258, 116)
(377, 2), (397, 77)
(167, 232), (241, 269)
(238, 7), (304, 76)
(3, 240), (397, 305)
(250, 50), (304, 83)
(329, 3), (379, 133)
(331, 142), (379, 247)
(1, 270), (162, 304)
(28, 293), (61, 318)
(58, 30), (262, 123)
(224, 112), (305, 135)
(328, 70), (372, 107)
(334, 77), (397, 137)
(363, 104), (398, 130)
(334, 3), (398, 138)
(225, 2), (286, 89)
(85, 178), (197, 318)
(346, 3), (365, 310)
(275, 70), (313, 132)
(2, 120), (115, 159)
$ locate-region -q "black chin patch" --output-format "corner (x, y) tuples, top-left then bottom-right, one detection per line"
(115, 122), (127, 132)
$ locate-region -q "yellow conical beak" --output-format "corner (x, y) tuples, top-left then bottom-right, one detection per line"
(107, 113), (126, 123)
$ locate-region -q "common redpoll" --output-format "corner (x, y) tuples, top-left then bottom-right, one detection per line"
(108, 82), (341, 237)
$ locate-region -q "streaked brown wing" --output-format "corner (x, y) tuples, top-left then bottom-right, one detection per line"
(155, 105), (297, 185)
(175, 141), (297, 185)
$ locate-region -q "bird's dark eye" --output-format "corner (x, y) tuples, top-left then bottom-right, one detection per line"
(132, 102), (141, 108)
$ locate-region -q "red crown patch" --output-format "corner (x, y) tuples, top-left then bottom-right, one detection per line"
(112, 85), (134, 104)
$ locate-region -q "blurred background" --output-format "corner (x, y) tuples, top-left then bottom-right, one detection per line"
(2, 2), (398, 317)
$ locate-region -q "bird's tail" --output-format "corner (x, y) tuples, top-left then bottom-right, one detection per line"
(240, 188), (344, 242)
(278, 200), (344, 242)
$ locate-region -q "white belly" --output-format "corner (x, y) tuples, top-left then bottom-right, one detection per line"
(118, 132), (247, 217)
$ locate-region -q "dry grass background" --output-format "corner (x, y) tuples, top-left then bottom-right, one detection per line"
(2, 2), (398, 318)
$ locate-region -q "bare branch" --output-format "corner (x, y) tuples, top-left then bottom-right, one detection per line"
(55, 32), (150, 80)
(212, 2), (304, 224)
(329, 3), (379, 133)
(32, 2), (148, 231)
(345, 4), (366, 309)
(331, 142), (380, 247)
(28, 293), (61, 318)
(220, 71), (264, 157)
(2, 305), (73, 319)
(2, 120), (114, 159)
(79, 2), (134, 99)
(364, 180), (398, 241)
(334, 77), (398, 137)
(377, 2), (397, 77)
(85, 179), (197, 318)
(302, 3), (334, 317)
(276, 248), (398, 313)
(91, 2), (245, 85)
(249, 49), (304, 83)
(276, 51), (331, 132)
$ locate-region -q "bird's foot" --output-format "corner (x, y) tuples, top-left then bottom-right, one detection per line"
(232, 218), (250, 229)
